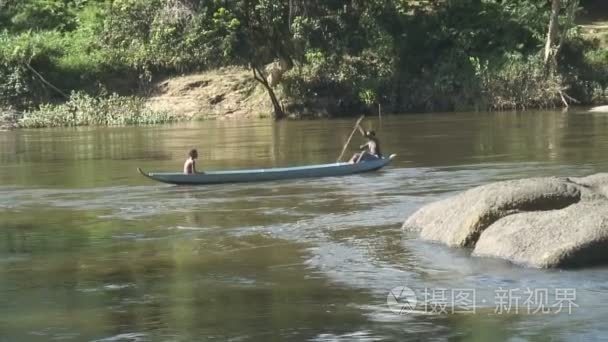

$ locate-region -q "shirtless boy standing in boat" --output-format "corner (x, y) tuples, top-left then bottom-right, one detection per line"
(183, 149), (198, 174)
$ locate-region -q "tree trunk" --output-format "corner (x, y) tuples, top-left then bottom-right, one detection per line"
(544, 0), (561, 65)
(267, 55), (294, 87)
(252, 65), (286, 120)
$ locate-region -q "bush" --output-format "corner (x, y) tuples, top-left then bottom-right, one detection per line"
(0, 30), (65, 108)
(473, 54), (563, 110)
(0, 2), (134, 109)
(281, 48), (394, 114)
(18, 91), (178, 128)
(581, 48), (608, 103)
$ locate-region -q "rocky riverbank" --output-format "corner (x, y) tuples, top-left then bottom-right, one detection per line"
(403, 174), (608, 268)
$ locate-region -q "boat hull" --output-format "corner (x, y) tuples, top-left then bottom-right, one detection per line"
(139, 154), (396, 185)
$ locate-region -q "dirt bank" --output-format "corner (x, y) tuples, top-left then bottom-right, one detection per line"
(146, 67), (274, 120)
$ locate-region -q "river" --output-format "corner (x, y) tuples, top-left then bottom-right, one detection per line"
(1, 111), (608, 341)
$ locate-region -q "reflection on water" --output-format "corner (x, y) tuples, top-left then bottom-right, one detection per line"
(1, 111), (608, 341)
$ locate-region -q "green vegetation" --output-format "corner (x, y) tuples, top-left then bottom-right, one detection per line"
(18, 91), (176, 128)
(1, 0), (607, 127)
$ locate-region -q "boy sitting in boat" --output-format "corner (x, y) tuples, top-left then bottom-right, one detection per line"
(183, 149), (199, 174)
(349, 130), (382, 163)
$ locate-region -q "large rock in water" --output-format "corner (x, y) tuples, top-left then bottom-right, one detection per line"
(403, 177), (581, 247)
(473, 201), (608, 268)
(403, 174), (608, 268)
(569, 173), (608, 199)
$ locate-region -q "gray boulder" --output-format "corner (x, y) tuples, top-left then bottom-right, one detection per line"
(569, 173), (608, 199)
(403, 177), (581, 247)
(473, 201), (608, 268)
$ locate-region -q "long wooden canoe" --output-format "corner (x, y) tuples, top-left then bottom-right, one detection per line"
(138, 154), (396, 185)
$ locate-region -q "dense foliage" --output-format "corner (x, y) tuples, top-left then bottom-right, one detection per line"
(18, 91), (176, 128)
(1, 0), (607, 123)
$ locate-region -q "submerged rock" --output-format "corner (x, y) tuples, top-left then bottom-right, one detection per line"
(473, 201), (608, 268)
(403, 177), (581, 247)
(403, 173), (608, 269)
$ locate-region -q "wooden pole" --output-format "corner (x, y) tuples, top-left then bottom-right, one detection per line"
(357, 123), (365, 136)
(337, 115), (365, 162)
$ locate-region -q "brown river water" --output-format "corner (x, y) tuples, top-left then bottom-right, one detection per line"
(1, 111), (608, 341)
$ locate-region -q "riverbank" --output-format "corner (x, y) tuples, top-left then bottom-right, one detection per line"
(2, 1), (607, 129)
(3, 66), (608, 129)
(146, 67), (274, 120)
(1, 66), (345, 129)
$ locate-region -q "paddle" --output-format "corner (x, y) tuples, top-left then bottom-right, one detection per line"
(336, 115), (365, 162)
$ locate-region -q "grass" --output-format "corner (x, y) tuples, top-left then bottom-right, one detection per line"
(18, 92), (181, 128)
